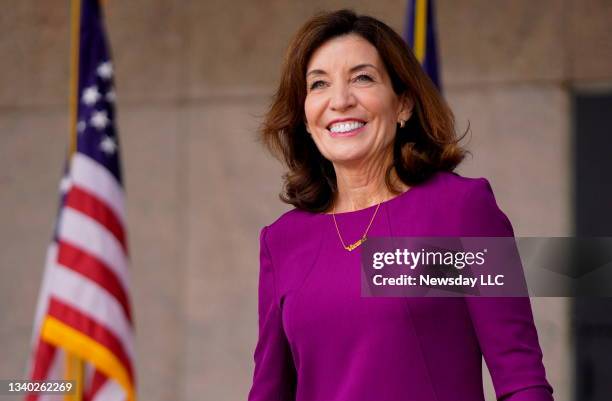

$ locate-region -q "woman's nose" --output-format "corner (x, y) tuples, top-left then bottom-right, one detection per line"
(329, 83), (356, 111)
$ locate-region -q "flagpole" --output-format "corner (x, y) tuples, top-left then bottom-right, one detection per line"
(64, 352), (83, 401)
(66, 1), (84, 400)
(413, 0), (428, 63)
(69, 0), (81, 156)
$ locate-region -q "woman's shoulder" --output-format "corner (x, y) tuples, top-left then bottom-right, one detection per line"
(430, 171), (504, 214)
(418, 170), (497, 199)
(395, 170), (502, 212)
(440, 171), (513, 236)
(266, 207), (320, 230)
(391, 170), (514, 236)
(260, 207), (324, 254)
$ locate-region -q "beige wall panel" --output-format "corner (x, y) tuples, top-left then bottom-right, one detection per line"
(450, 85), (571, 236)
(0, 3), (69, 108)
(0, 0), (188, 108)
(104, 1), (186, 103)
(183, 0), (404, 97)
(437, 0), (565, 86)
(119, 106), (183, 401)
(181, 99), (288, 401)
(0, 111), (67, 378)
(567, 0), (612, 82)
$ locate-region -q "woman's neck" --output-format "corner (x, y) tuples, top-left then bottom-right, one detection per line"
(330, 154), (407, 213)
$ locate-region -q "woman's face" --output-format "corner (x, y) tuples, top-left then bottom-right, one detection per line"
(304, 33), (412, 167)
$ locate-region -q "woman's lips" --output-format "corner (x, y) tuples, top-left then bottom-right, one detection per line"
(328, 123), (367, 138)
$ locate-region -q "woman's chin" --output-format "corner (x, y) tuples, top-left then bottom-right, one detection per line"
(327, 152), (370, 166)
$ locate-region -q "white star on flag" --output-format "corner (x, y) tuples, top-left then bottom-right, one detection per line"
(99, 135), (118, 155)
(77, 120), (87, 134)
(106, 90), (116, 103)
(97, 61), (113, 79)
(59, 175), (72, 194)
(82, 85), (101, 106)
(90, 110), (109, 130)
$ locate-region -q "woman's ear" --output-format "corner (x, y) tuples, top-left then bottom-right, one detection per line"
(398, 93), (414, 122)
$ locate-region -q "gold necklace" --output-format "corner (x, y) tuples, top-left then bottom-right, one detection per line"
(332, 202), (381, 251)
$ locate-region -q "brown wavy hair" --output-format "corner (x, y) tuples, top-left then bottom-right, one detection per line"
(260, 9), (466, 213)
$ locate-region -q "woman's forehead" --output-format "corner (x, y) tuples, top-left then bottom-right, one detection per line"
(306, 34), (383, 73)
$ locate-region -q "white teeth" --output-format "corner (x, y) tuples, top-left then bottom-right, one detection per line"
(328, 121), (365, 133)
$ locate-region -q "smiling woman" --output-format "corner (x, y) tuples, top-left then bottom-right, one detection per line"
(260, 9), (465, 213)
(248, 9), (554, 401)
(304, 35), (412, 181)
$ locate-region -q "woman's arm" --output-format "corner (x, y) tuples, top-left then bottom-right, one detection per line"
(247, 226), (297, 401)
(461, 178), (554, 401)
(466, 297), (554, 401)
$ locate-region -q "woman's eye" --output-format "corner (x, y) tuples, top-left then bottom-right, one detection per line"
(354, 74), (374, 82)
(309, 80), (326, 90)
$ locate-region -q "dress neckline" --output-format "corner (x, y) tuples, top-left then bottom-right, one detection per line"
(321, 185), (416, 217)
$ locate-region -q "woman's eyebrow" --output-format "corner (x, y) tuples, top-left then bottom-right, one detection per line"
(306, 69), (326, 78)
(349, 63), (378, 73)
(306, 63), (378, 78)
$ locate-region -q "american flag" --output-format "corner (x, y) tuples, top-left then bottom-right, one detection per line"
(25, 1), (136, 400)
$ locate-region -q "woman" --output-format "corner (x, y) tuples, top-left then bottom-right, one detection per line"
(248, 9), (554, 401)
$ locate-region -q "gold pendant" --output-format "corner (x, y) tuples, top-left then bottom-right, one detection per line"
(345, 237), (366, 251)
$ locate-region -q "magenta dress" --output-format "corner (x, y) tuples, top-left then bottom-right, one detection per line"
(248, 171), (554, 401)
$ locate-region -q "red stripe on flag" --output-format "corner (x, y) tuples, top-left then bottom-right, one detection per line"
(25, 338), (57, 401)
(65, 185), (128, 254)
(57, 240), (133, 324)
(47, 297), (135, 385)
(83, 369), (108, 401)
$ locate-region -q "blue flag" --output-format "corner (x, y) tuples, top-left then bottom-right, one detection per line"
(404, 0), (442, 90)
